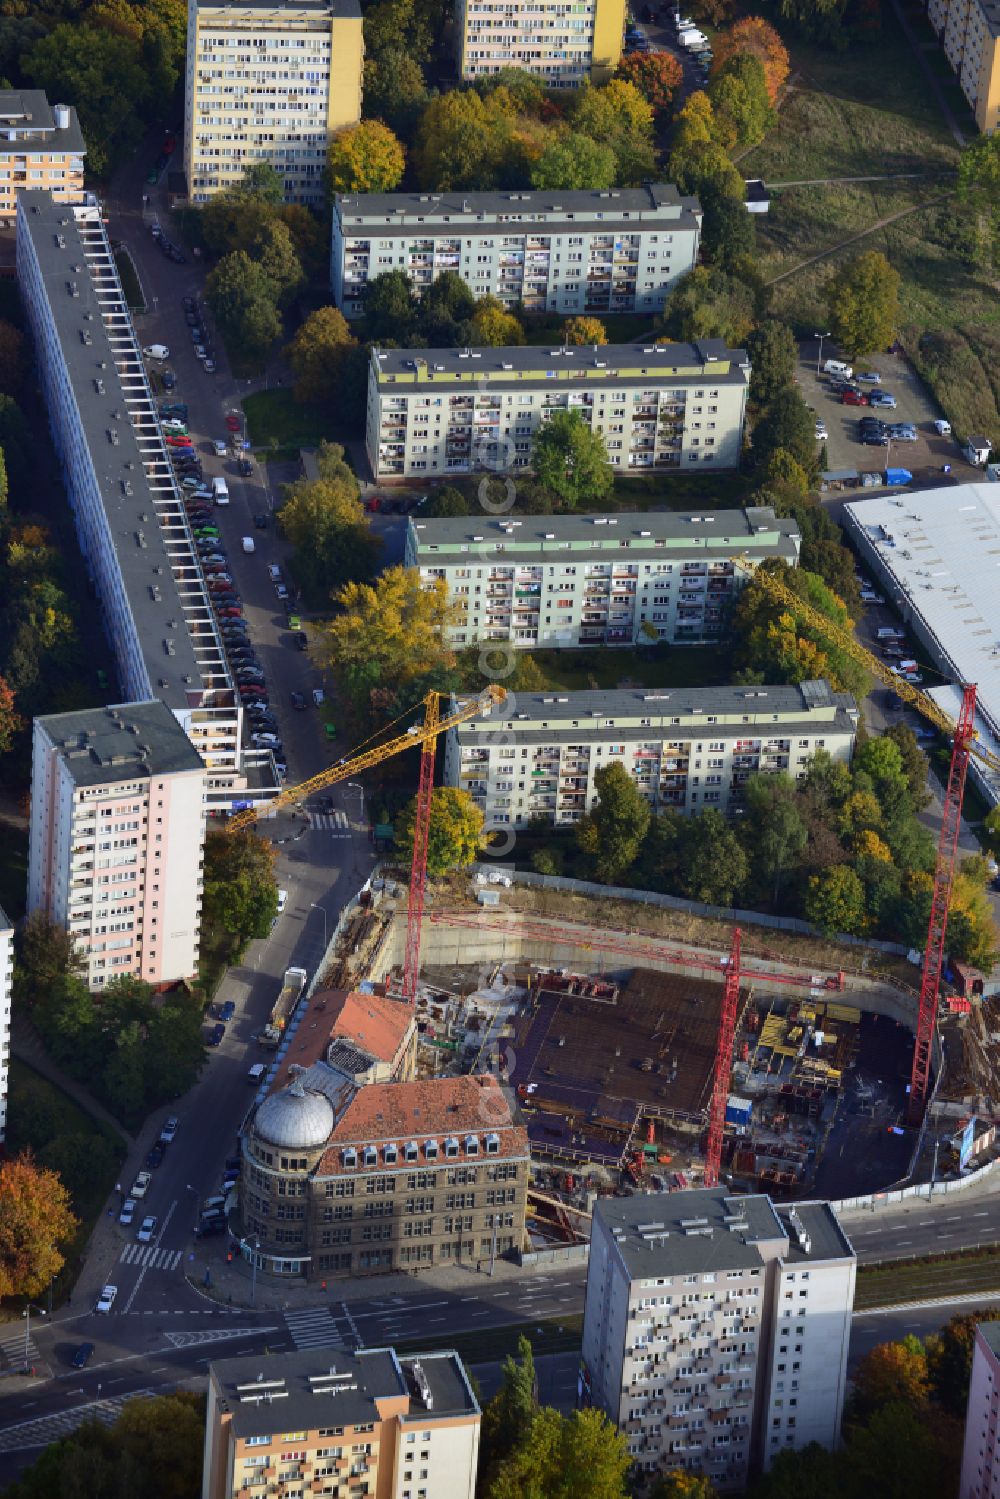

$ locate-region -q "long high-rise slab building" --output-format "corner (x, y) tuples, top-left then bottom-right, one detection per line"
(454, 0), (626, 86)
(332, 184), (701, 318)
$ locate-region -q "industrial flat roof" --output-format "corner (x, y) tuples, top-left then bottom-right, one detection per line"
(594, 1188), (787, 1279)
(212, 1347), (405, 1437)
(0, 92), (85, 154)
(843, 484), (1000, 794)
(777, 1201), (855, 1263)
(454, 681), (857, 740)
(336, 182), (696, 223)
(38, 702), (205, 786)
(375, 338), (746, 384)
(410, 506), (798, 558)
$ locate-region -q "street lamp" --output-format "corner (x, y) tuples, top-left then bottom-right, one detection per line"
(22, 1304), (45, 1372)
(310, 902), (328, 949)
(240, 1235), (261, 1307)
(814, 331), (831, 377)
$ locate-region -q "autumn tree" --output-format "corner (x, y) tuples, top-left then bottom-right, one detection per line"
(286, 307), (358, 407)
(851, 1338), (930, 1420)
(278, 469), (380, 605)
(327, 120), (405, 195)
(927, 1311), (1000, 1416)
(469, 296), (525, 346)
(576, 762), (651, 883)
(805, 864), (867, 935)
(415, 89), (512, 190)
(395, 787), (484, 877)
(710, 17), (790, 102)
(824, 251), (901, 361)
(530, 132), (616, 191)
(320, 566), (458, 724)
(532, 408), (613, 509)
(0, 673), (22, 753)
(201, 829), (279, 947)
(649, 1472), (718, 1499)
(0, 1150), (78, 1301)
(616, 50), (684, 114)
(569, 80), (656, 184)
(564, 316), (607, 345)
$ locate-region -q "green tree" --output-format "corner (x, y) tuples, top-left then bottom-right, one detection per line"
(843, 1400), (952, 1499)
(422, 485), (470, 517)
(201, 829), (279, 946)
(750, 1441), (843, 1498)
(327, 119), (406, 195)
(364, 0), (435, 65)
(530, 133), (617, 191)
(363, 49), (429, 137)
(752, 385), (817, 473)
(250, 219), (304, 308)
(663, 265), (756, 347)
(708, 53), (775, 148)
(415, 89), (511, 190)
(532, 409), (612, 509)
(958, 133), (1000, 207)
(747, 321), (798, 408)
(700, 181), (757, 274)
(676, 809), (751, 906)
(481, 1334), (538, 1488)
(144, 994), (207, 1106)
(570, 79), (656, 184)
(805, 864), (867, 936)
(650, 1472), (718, 1498)
(927, 1311), (1000, 1416)
(474, 67), (548, 112)
(742, 773), (808, 905)
(365, 269), (417, 341)
(487, 1406), (630, 1499)
(576, 762), (651, 883)
(395, 787), (484, 877)
(0, 448), (7, 512)
(0, 1149), (78, 1300)
(278, 473), (379, 605)
(205, 252), (283, 362)
(824, 250), (901, 361)
(24, 23), (149, 175)
(12, 911), (81, 1013)
(286, 307), (358, 407)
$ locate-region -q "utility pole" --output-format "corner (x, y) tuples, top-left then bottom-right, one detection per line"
(814, 331), (831, 377)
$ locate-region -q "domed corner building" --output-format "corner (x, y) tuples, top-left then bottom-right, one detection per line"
(240, 1042), (530, 1283)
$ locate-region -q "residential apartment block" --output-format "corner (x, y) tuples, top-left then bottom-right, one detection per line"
(184, 0), (364, 206)
(583, 1188), (856, 1491)
(0, 91), (84, 225)
(368, 340), (750, 480)
(331, 184), (701, 317)
(0, 907), (11, 1143)
(16, 191), (273, 812)
(405, 507), (800, 650)
(961, 1322), (1000, 1499)
(240, 1060), (528, 1279)
(927, 0), (1000, 132)
(203, 1345), (480, 1499)
(444, 681), (858, 828)
(455, 0), (625, 86)
(28, 703), (207, 990)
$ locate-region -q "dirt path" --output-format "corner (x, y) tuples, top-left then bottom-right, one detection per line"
(11, 1018), (134, 1146)
(765, 191), (953, 286)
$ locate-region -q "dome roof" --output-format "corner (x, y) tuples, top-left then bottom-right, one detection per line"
(255, 1080), (334, 1150)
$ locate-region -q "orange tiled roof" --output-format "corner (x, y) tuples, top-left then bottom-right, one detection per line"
(316, 1075), (528, 1175)
(320, 989), (414, 1064)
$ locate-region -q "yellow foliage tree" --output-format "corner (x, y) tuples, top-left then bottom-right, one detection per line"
(469, 296), (525, 346)
(327, 120), (405, 194)
(853, 828), (893, 863)
(564, 316), (607, 345)
(0, 1150), (78, 1301)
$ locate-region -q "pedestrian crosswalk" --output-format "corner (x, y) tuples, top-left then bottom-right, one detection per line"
(285, 1306), (349, 1351)
(118, 1244), (183, 1271)
(308, 810), (351, 836)
(0, 1327), (40, 1372)
(0, 1388), (164, 1453)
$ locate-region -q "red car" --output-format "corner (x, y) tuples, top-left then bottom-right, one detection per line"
(166, 434), (194, 446)
(225, 414), (242, 431)
(217, 606), (243, 619)
(841, 389), (868, 406)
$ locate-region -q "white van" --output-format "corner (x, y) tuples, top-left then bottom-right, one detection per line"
(212, 477), (230, 505)
(241, 536), (255, 553)
(824, 358), (853, 379)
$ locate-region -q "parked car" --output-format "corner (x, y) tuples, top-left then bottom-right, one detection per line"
(815, 422), (828, 441)
(162, 371), (177, 390)
(130, 1170), (152, 1199)
(889, 426), (918, 442)
(295, 632), (308, 651)
(312, 688), (325, 707)
(95, 1285), (118, 1314)
(194, 1218), (227, 1239)
(207, 1021), (226, 1047)
(72, 1342), (95, 1368)
(855, 371), (882, 384)
(842, 389), (868, 406)
(225, 413), (242, 431)
(143, 344), (169, 361)
(860, 430), (889, 445)
(868, 391), (897, 409)
(219, 1000), (236, 1022)
(290, 691), (306, 710)
(934, 418), (952, 436)
(145, 1142), (166, 1170)
(137, 1214), (158, 1243)
(160, 1115), (179, 1144)
(119, 1197), (136, 1226)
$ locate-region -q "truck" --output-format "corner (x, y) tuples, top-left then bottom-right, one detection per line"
(259, 965), (307, 1048)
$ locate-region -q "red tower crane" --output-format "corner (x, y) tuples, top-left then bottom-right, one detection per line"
(704, 926), (742, 1189)
(401, 694), (439, 1004)
(907, 682), (978, 1123)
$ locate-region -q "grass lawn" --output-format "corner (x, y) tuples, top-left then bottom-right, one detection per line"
(243, 389), (339, 458)
(0, 823), (27, 920)
(741, 27), (998, 444)
(855, 1244), (1000, 1309)
(395, 1312), (583, 1364)
(113, 247), (145, 312)
(530, 643), (732, 692)
(3, 1060), (126, 1307)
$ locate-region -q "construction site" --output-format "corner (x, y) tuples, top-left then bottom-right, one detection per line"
(300, 870), (1000, 1247)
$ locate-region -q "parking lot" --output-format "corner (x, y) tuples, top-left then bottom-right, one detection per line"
(796, 342), (980, 485)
